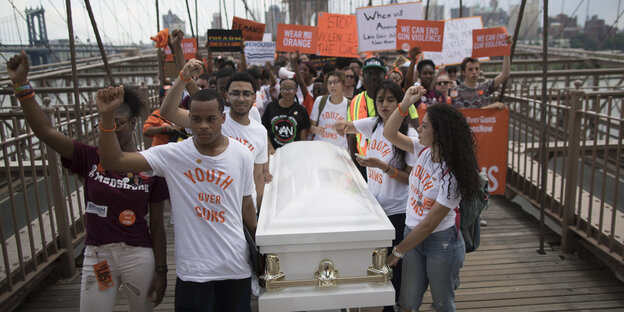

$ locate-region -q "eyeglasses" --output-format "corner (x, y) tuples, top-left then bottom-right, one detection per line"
(346, 75), (355, 79)
(436, 81), (450, 86)
(327, 80), (341, 86)
(198, 84), (208, 89)
(281, 88), (296, 93)
(228, 91), (255, 99)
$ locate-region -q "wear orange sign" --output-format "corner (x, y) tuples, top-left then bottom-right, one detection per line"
(472, 27), (510, 58)
(164, 38), (197, 62)
(232, 16), (266, 41)
(317, 12), (359, 58)
(396, 19), (445, 52)
(276, 23), (318, 54)
(417, 107), (508, 195)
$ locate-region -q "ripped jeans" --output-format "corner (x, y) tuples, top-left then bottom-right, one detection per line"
(399, 225), (465, 312)
(80, 243), (155, 312)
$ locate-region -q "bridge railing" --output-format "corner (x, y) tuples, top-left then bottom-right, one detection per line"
(0, 81), (161, 310)
(503, 81), (624, 276)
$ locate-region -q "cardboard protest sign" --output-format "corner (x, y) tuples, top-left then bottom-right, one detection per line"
(317, 12), (359, 58)
(244, 41), (276, 65)
(356, 2), (423, 52)
(232, 16), (266, 41)
(276, 24), (318, 54)
(164, 38), (197, 61)
(417, 107), (508, 195)
(472, 27), (510, 58)
(396, 19), (444, 52)
(423, 16), (488, 66)
(207, 29), (243, 52)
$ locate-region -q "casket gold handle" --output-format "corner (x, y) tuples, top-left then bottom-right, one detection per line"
(261, 248), (393, 291)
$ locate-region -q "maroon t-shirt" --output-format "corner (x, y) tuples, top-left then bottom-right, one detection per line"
(61, 141), (169, 247)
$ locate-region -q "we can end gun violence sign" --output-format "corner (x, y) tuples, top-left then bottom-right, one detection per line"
(472, 27), (511, 58)
(396, 19), (445, 52)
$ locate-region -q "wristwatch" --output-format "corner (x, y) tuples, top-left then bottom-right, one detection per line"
(392, 246), (404, 259)
(155, 265), (168, 274)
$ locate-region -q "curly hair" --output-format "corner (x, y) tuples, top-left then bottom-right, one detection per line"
(426, 104), (480, 200)
(371, 80), (411, 170)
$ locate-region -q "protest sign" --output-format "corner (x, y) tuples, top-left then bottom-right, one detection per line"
(164, 38), (197, 61)
(207, 29), (243, 52)
(276, 24), (318, 54)
(396, 19), (444, 52)
(472, 27), (510, 58)
(232, 16), (266, 41)
(244, 41), (276, 65)
(423, 16), (487, 66)
(356, 2), (423, 52)
(417, 107), (508, 195)
(317, 12), (359, 58)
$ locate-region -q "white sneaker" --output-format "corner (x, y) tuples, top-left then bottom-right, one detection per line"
(480, 219), (488, 226)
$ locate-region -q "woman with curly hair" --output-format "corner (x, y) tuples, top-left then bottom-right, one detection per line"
(334, 80), (417, 312)
(383, 86), (480, 312)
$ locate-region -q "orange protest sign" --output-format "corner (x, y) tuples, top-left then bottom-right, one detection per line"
(317, 12), (358, 58)
(232, 16), (266, 41)
(276, 24), (317, 54)
(417, 107), (508, 195)
(472, 27), (510, 58)
(164, 38), (197, 62)
(396, 19), (445, 52)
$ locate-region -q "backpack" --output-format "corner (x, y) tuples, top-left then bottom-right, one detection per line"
(456, 172), (489, 253)
(316, 95), (329, 122)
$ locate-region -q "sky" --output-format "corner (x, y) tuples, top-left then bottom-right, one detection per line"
(0, 0), (622, 46)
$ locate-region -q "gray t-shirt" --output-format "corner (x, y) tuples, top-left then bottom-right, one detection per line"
(450, 80), (496, 108)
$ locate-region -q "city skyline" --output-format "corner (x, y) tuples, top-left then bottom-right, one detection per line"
(0, 0), (622, 46)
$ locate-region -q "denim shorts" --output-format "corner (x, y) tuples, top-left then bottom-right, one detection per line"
(399, 225), (465, 312)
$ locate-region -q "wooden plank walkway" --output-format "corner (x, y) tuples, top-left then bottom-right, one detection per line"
(13, 196), (624, 312)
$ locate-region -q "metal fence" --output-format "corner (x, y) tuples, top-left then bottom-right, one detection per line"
(504, 81), (624, 275)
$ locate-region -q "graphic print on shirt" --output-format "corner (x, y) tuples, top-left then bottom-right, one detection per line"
(183, 166), (235, 224)
(409, 163), (436, 216)
(270, 115), (298, 144)
(87, 165), (151, 192)
(318, 111), (345, 140)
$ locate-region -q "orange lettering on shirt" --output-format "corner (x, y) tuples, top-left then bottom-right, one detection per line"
(183, 168), (234, 191)
(184, 170), (197, 183)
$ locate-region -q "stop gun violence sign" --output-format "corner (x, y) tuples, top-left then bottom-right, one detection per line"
(396, 19), (445, 52)
(276, 23), (318, 54)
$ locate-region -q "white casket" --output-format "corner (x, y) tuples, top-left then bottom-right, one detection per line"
(257, 141), (395, 312)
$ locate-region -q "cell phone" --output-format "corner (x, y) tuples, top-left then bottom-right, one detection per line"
(354, 153), (367, 160)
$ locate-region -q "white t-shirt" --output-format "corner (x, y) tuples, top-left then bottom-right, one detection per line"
(224, 106), (261, 123)
(310, 95), (349, 150)
(406, 143), (461, 233)
(354, 117), (418, 216)
(140, 137), (255, 282)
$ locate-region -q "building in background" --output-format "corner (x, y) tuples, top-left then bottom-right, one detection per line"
(287, 0), (328, 26)
(163, 10), (185, 33)
(211, 12), (222, 29)
(265, 5), (285, 40)
(427, 1), (445, 21)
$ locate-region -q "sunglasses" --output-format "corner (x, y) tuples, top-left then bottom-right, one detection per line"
(437, 81), (450, 86)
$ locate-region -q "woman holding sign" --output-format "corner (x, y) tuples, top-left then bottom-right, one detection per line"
(384, 87), (481, 312)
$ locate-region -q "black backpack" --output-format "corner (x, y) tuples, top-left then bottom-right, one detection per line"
(457, 172), (489, 253)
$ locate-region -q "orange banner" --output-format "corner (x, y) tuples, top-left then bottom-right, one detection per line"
(472, 27), (510, 58)
(276, 24), (318, 54)
(164, 38), (197, 62)
(317, 12), (359, 58)
(417, 108), (508, 195)
(396, 19), (445, 52)
(232, 16), (266, 41)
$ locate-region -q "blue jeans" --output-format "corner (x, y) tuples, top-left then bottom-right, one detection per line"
(399, 225), (465, 312)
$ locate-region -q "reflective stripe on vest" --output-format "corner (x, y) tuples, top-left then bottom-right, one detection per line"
(348, 91), (376, 155)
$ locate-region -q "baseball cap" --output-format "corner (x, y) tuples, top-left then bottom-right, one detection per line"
(362, 57), (387, 73)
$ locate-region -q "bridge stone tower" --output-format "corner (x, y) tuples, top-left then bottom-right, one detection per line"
(287, 0), (328, 26)
(25, 7), (50, 65)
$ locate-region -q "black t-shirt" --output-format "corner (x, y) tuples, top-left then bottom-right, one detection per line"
(261, 100), (311, 149)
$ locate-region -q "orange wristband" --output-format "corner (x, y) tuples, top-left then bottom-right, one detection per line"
(397, 102), (409, 117)
(179, 70), (191, 82)
(17, 92), (35, 101)
(98, 121), (116, 133)
(390, 167), (399, 179)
